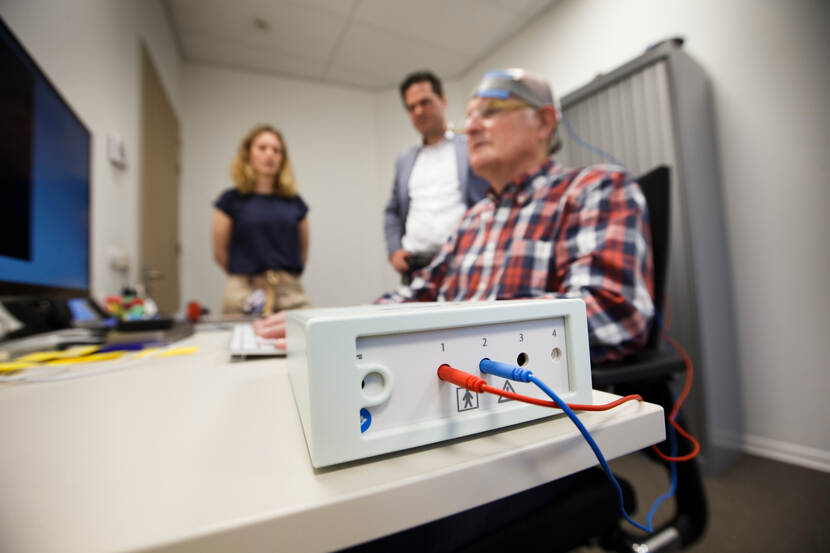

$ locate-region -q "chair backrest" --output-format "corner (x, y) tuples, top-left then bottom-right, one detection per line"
(635, 165), (671, 349)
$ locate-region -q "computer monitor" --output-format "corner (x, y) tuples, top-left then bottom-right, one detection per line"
(0, 17), (91, 299)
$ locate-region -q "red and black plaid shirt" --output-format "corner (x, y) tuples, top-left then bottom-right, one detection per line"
(379, 159), (655, 362)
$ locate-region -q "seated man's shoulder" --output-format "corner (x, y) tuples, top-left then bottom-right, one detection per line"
(543, 164), (641, 212)
(561, 164), (633, 192)
(576, 163), (629, 180)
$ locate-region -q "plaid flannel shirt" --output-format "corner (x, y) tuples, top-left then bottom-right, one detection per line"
(379, 159), (655, 362)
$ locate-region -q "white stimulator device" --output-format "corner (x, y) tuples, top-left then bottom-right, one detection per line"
(285, 299), (593, 468)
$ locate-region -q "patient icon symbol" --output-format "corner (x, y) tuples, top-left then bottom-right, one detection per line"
(456, 388), (479, 412)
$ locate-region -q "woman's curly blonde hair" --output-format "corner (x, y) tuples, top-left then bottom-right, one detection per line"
(230, 124), (297, 197)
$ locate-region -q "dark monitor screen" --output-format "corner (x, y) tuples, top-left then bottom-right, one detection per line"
(0, 17), (91, 298)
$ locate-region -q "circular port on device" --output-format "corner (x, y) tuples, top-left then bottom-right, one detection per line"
(361, 371), (385, 396)
(517, 352), (529, 367)
(551, 347), (562, 361)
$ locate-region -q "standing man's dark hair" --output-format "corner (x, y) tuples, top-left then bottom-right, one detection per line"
(399, 70), (444, 101)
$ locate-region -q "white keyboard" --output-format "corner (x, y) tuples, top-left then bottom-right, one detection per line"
(228, 323), (285, 359)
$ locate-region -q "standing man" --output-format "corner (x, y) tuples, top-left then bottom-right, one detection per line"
(385, 70), (490, 284)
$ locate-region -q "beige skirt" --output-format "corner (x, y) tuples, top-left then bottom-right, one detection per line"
(221, 270), (311, 315)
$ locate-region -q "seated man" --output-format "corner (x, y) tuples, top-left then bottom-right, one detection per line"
(256, 69), (654, 363)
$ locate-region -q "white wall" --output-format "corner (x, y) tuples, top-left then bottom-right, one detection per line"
(446, 0), (830, 471)
(180, 64), (385, 312)
(0, 0), (182, 299)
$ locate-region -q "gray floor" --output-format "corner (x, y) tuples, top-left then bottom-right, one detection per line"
(577, 452), (830, 552)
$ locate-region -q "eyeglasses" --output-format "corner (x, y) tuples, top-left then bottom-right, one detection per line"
(464, 99), (532, 127)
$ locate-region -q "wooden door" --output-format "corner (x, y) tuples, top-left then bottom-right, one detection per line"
(140, 45), (180, 314)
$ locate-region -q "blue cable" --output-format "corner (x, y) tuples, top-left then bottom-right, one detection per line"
(479, 358), (666, 533)
(558, 109), (626, 168)
(646, 422), (678, 528)
(529, 375), (651, 533)
(641, 309), (681, 527)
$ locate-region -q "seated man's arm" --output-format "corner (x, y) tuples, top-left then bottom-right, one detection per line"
(550, 169), (655, 363)
(253, 311), (286, 346)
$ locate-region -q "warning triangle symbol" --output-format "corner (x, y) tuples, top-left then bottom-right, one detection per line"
(498, 380), (516, 403)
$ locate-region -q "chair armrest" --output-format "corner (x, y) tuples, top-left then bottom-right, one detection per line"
(592, 348), (686, 387)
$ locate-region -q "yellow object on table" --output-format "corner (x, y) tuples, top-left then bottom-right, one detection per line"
(0, 361), (39, 373)
(45, 352), (125, 366)
(153, 346), (199, 358)
(132, 348), (162, 359)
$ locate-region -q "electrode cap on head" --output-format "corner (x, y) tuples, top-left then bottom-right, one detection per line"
(471, 69), (554, 108)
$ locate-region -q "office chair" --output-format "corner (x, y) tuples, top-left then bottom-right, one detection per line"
(453, 166), (708, 553)
(585, 165), (708, 552)
(340, 166), (706, 553)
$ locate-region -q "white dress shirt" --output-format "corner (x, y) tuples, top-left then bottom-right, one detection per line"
(401, 132), (466, 254)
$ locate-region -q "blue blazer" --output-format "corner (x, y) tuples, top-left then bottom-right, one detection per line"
(384, 134), (490, 257)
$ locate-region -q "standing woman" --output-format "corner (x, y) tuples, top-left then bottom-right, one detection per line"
(212, 124), (311, 314)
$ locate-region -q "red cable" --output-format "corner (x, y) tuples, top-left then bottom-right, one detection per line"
(439, 338), (701, 463)
(437, 364), (643, 412)
(650, 332), (701, 462)
(482, 384), (642, 411)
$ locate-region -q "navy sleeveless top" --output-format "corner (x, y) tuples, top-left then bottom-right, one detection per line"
(215, 189), (308, 275)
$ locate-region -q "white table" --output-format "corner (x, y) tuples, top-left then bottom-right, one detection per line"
(0, 330), (665, 553)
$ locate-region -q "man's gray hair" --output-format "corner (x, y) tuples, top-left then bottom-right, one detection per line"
(472, 68), (561, 154)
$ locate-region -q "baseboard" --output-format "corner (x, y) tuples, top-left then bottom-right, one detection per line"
(712, 430), (830, 474)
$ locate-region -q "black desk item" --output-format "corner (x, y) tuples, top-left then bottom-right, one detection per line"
(115, 317), (174, 332)
(105, 322), (194, 346)
(0, 327), (106, 359)
(0, 297), (75, 341)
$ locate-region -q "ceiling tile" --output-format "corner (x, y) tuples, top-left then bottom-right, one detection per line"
(166, 0), (559, 90)
(181, 31), (327, 80)
(482, 0), (554, 13)
(354, 0), (555, 57)
(354, 0), (505, 55)
(325, 62), (398, 90)
(281, 0), (359, 17)
(331, 22), (469, 82)
(170, 0), (348, 63)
